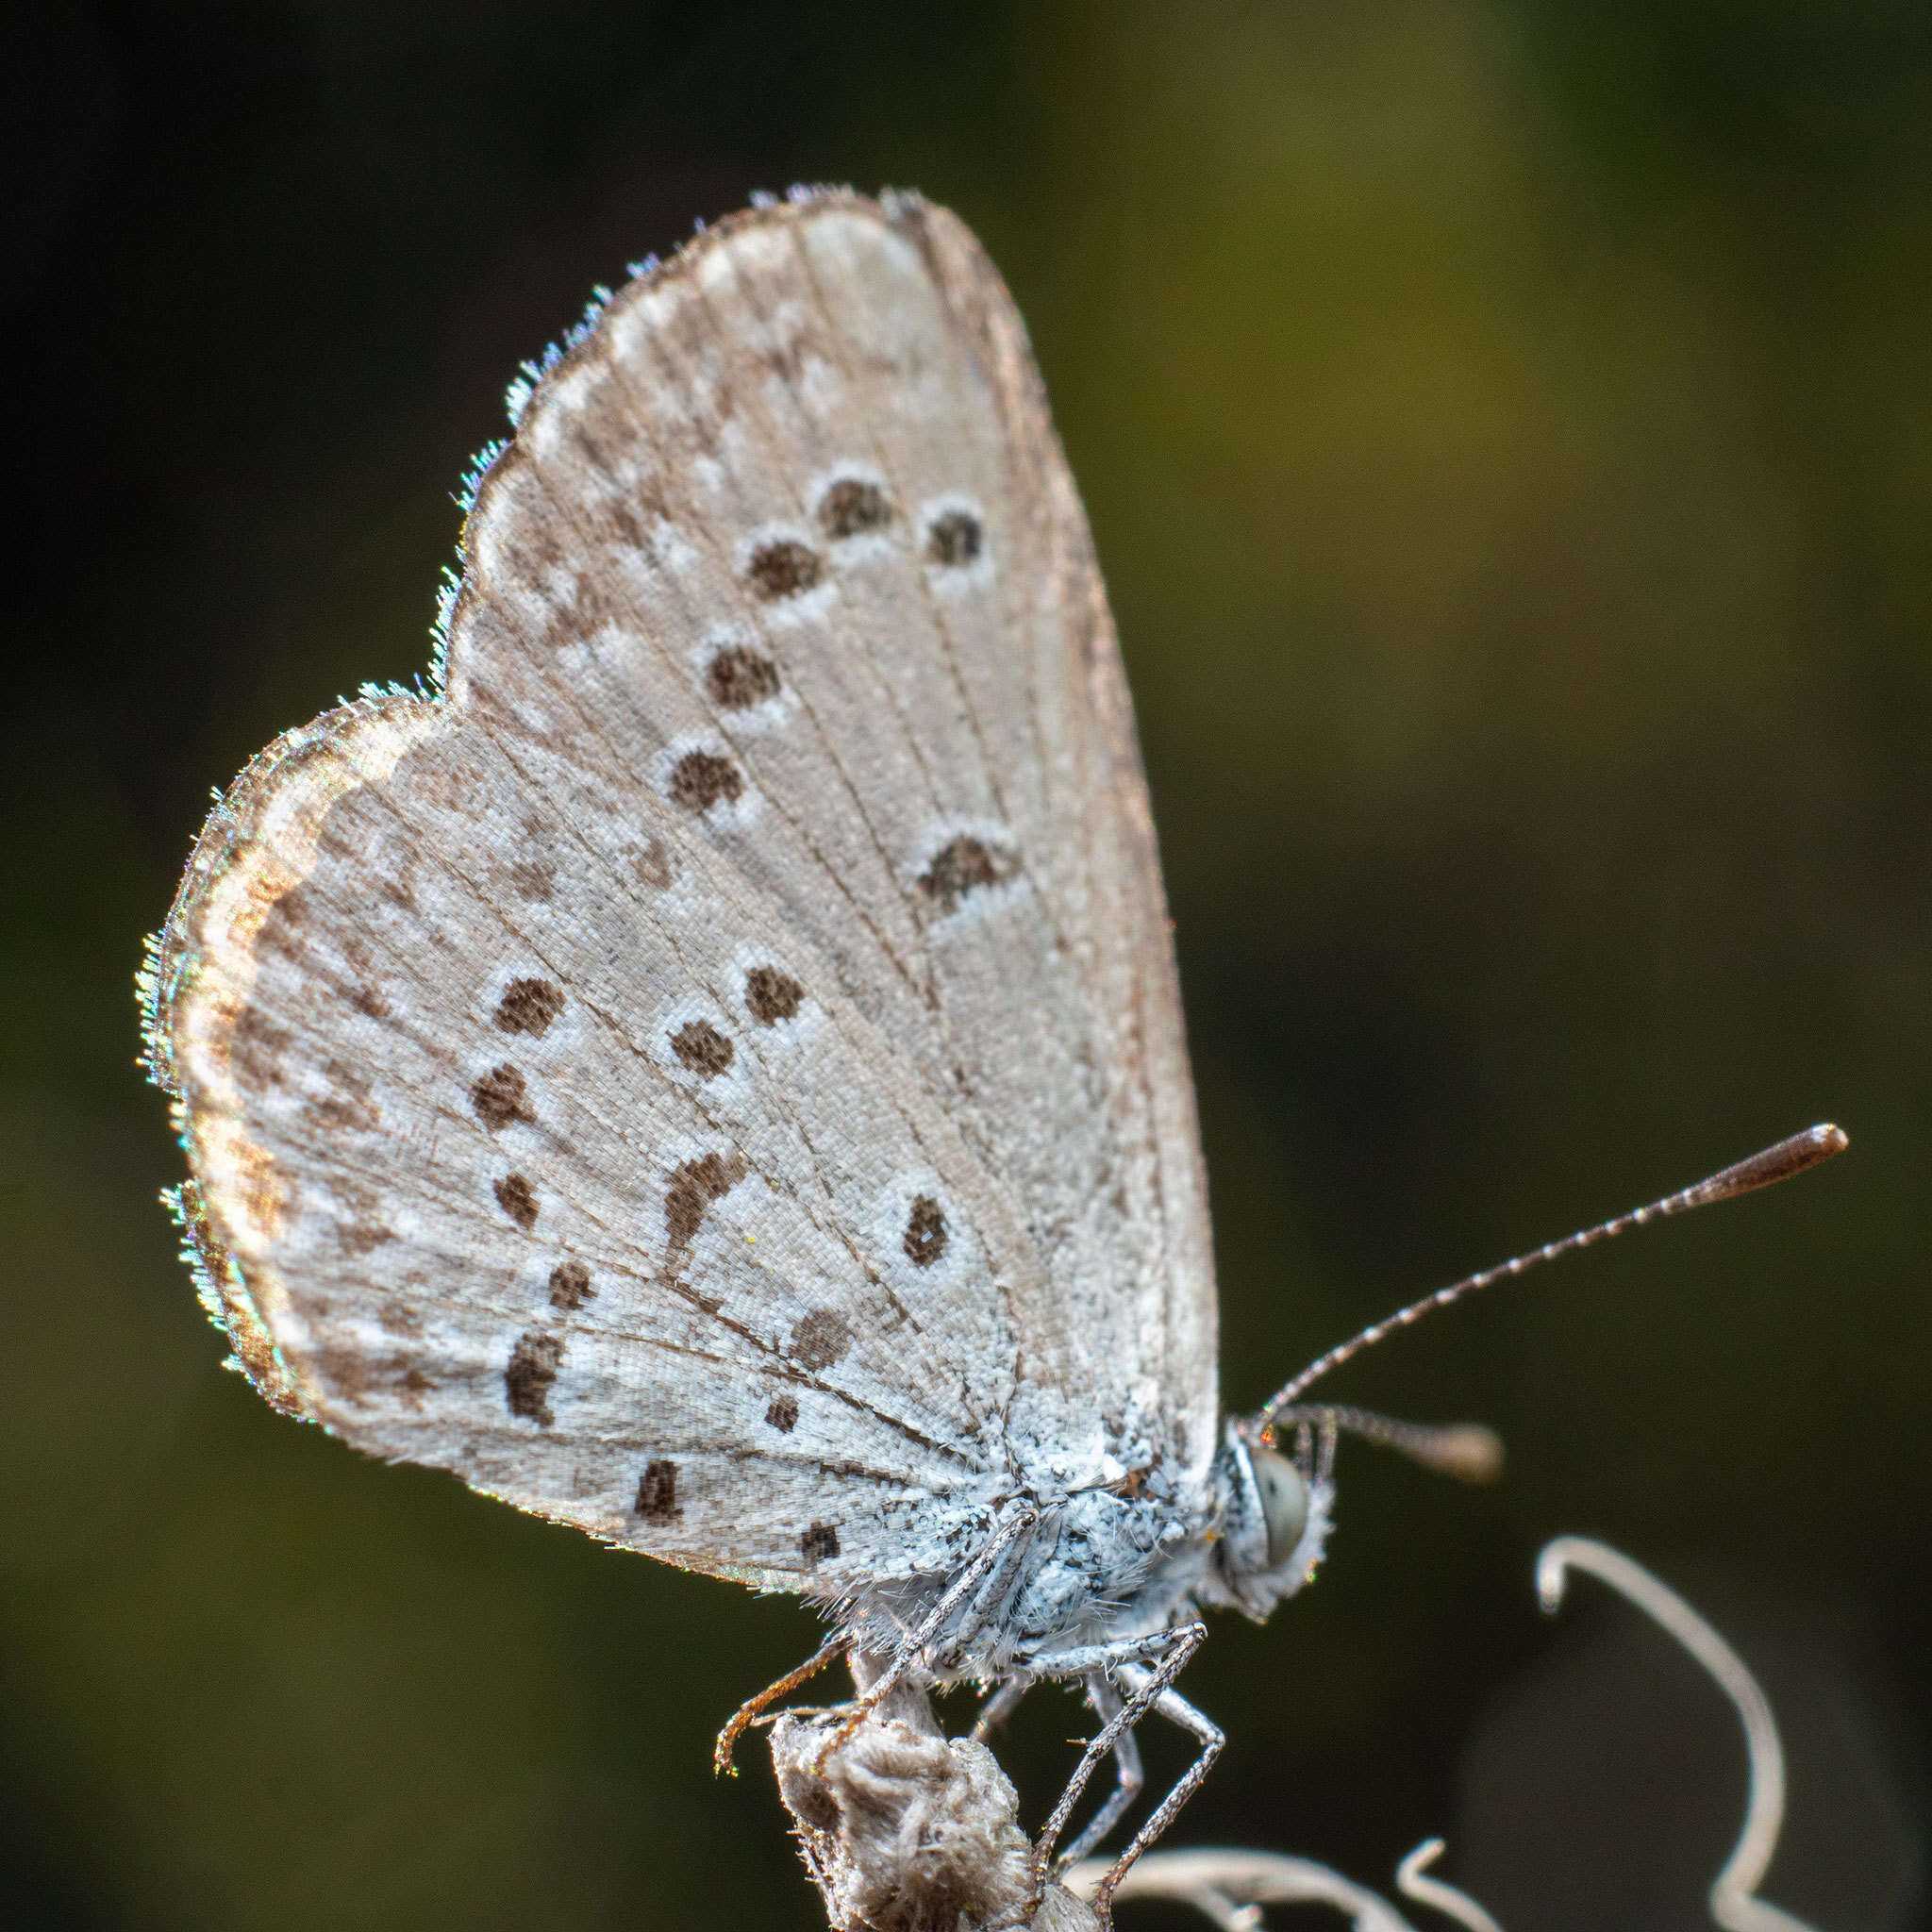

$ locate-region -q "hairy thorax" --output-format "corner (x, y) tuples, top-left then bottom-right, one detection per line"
(844, 1484), (1214, 1682)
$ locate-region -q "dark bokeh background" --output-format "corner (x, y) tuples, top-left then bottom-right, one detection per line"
(6, 4), (1928, 1927)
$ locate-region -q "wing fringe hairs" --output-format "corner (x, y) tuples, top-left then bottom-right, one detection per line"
(773, 1539), (1817, 1932)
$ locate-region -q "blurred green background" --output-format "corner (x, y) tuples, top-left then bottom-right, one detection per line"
(6, 3), (1928, 1927)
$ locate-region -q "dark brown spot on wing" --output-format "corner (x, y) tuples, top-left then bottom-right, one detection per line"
(525, 547), (628, 654)
(744, 965), (804, 1025)
(330, 1177), (394, 1257)
(632, 837), (675, 890)
(791, 1308), (853, 1373)
(309, 1342), (375, 1404)
(338, 1214), (396, 1257)
(904, 1196), (948, 1269)
(670, 1018), (735, 1077)
(635, 1459), (681, 1523)
(669, 750), (743, 813)
(745, 538), (822, 600)
(800, 1522), (840, 1565)
(471, 1063), (535, 1131)
(765, 1392), (799, 1433)
(508, 858), (556, 902)
(818, 477), (893, 539)
(707, 644), (782, 710)
(495, 977), (565, 1036)
(548, 1258), (593, 1310)
(254, 888), (310, 967)
(493, 1173), (538, 1229)
(665, 1150), (749, 1258)
(925, 508), (982, 566)
(918, 836), (1013, 915)
(347, 982), (391, 1020)
(505, 1331), (562, 1426)
(230, 1007), (291, 1089)
(306, 1061), (380, 1133)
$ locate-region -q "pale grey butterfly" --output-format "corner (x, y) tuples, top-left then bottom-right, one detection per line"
(140, 188), (1844, 1916)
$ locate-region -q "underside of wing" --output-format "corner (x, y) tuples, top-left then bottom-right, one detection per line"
(144, 191), (1219, 1596)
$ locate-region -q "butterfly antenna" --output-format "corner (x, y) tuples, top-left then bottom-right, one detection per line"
(1268, 1405), (1507, 1483)
(1260, 1123), (1847, 1424)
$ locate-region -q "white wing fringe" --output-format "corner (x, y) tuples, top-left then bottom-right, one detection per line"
(769, 1537), (1817, 1932)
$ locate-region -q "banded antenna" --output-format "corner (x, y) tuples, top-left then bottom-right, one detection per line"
(1260, 1123), (1848, 1426)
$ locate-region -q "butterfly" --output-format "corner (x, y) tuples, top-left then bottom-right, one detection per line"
(141, 188), (1841, 1917)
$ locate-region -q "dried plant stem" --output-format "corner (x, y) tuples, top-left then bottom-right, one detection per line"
(767, 1658), (1099, 1932)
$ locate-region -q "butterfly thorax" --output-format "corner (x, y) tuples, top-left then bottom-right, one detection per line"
(840, 1424), (1335, 1683)
(841, 1482), (1205, 1681)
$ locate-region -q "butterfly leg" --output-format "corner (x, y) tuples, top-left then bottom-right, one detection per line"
(1055, 1672), (1144, 1868)
(713, 1628), (848, 1774)
(971, 1674), (1030, 1741)
(812, 1500), (1041, 1771)
(1088, 1656), (1224, 1924)
(1029, 1621), (1207, 1882)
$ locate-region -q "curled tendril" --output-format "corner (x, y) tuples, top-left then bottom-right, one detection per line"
(1396, 1840), (1503, 1932)
(1068, 1846), (1426, 1932)
(1537, 1536), (1817, 1932)
(1066, 1838), (1496, 1931)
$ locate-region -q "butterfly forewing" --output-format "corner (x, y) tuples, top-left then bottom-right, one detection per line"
(147, 192), (1218, 1598)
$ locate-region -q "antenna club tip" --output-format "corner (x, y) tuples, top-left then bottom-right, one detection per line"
(1692, 1120), (1852, 1205)
(1419, 1424), (1506, 1484)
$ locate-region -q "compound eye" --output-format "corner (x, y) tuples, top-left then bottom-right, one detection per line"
(1250, 1444), (1308, 1568)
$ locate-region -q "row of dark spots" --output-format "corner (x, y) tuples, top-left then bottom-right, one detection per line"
(508, 1402), (836, 1567)
(484, 979), (581, 1424)
(484, 984), (560, 1235)
(482, 960), (826, 1572)
(476, 979), (564, 1134)
(682, 498), (983, 827)
(630, 1455), (839, 1569)
(665, 965), (805, 1079)
(743, 496), (983, 606)
(500, 1265), (597, 1424)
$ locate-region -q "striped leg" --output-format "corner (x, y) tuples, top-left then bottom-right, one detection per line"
(1056, 1672), (1145, 1868)
(1031, 1622), (1208, 1889)
(1091, 1659), (1224, 1923)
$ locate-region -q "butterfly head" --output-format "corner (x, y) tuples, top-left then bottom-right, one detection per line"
(1204, 1416), (1336, 1622)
